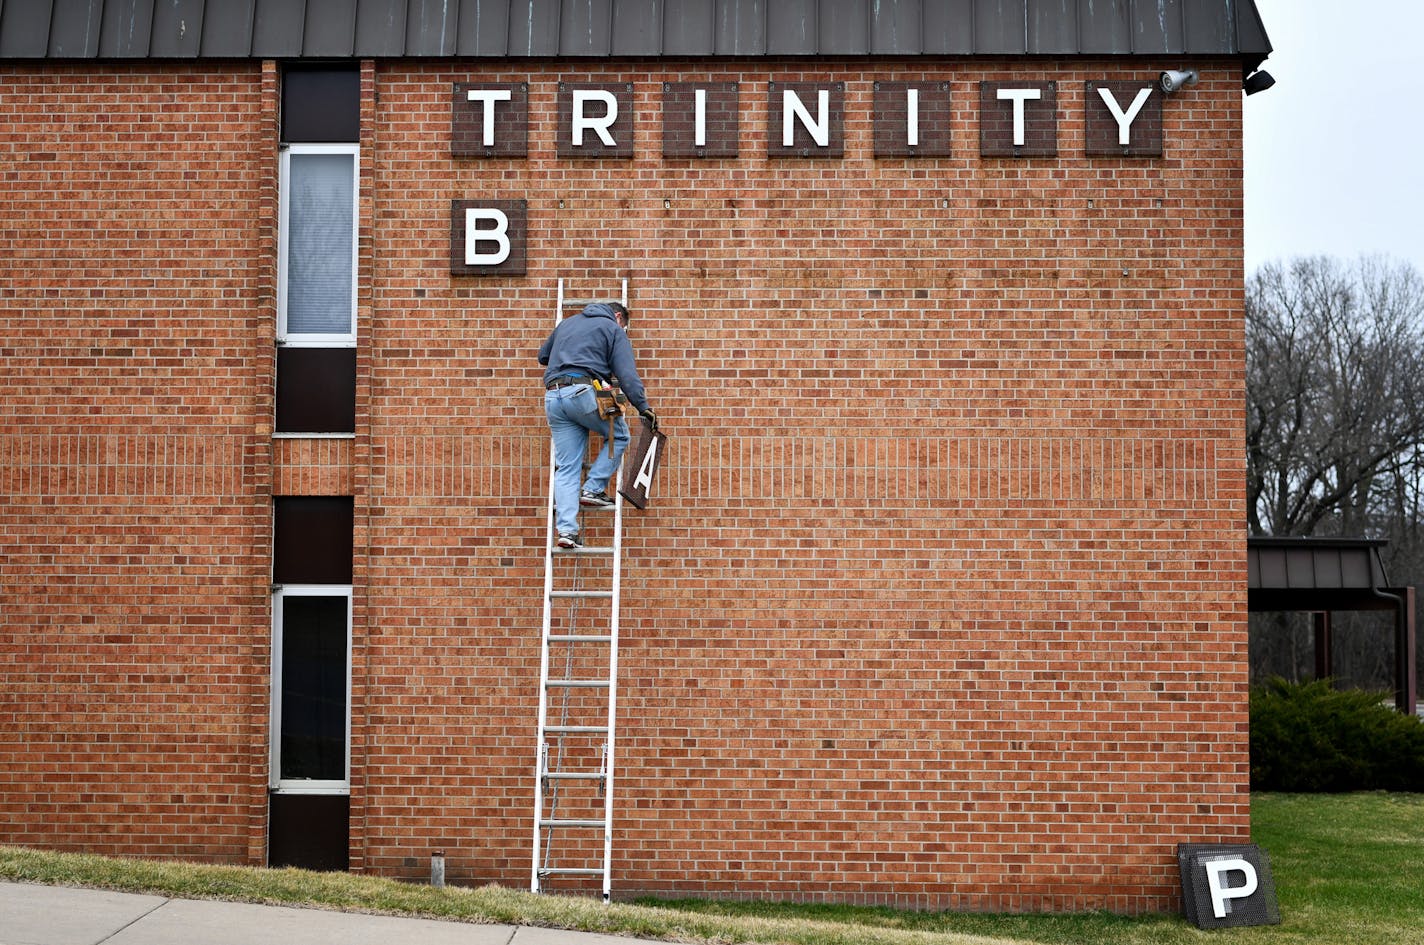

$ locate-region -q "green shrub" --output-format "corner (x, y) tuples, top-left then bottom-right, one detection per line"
(1250, 677), (1424, 792)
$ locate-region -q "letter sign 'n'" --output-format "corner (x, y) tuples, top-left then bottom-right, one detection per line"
(768, 81), (844, 158)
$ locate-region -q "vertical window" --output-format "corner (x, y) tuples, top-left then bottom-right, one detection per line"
(277, 65), (359, 435)
(271, 587), (351, 791)
(271, 497), (354, 794)
(278, 145), (358, 344)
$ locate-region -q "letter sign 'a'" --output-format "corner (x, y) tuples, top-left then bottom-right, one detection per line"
(619, 427), (667, 510)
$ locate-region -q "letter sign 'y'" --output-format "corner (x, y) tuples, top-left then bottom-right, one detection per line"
(465, 208), (511, 266)
(1097, 86), (1153, 145)
(573, 90), (618, 147)
(997, 87), (1041, 146)
(784, 88), (830, 147)
(1206, 858), (1259, 920)
(466, 89), (512, 147)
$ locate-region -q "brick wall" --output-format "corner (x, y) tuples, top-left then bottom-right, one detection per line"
(0, 57), (1247, 912)
(0, 63), (275, 861)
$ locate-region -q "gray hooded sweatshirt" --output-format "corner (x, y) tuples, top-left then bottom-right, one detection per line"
(537, 302), (649, 412)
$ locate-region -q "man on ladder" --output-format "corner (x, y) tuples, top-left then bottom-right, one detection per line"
(538, 301), (658, 548)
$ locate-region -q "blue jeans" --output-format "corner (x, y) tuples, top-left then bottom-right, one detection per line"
(545, 384), (629, 536)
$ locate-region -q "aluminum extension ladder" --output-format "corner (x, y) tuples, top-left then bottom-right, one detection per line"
(532, 278), (628, 901)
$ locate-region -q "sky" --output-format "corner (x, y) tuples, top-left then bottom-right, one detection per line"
(1243, 0), (1424, 274)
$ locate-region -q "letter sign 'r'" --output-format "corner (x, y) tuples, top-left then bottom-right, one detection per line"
(1096, 86), (1153, 145)
(1205, 858), (1259, 919)
(997, 88), (1041, 146)
(464, 208), (510, 265)
(573, 90), (618, 147)
(784, 89), (830, 147)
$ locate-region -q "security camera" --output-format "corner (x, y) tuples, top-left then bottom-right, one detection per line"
(1159, 69), (1199, 93)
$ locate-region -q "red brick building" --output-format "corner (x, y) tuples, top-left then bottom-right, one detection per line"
(0, 0), (1273, 913)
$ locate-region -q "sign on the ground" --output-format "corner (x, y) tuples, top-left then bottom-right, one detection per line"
(1177, 843), (1280, 929)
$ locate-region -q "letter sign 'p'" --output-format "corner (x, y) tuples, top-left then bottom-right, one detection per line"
(1205, 858), (1258, 919)
(1177, 844), (1279, 930)
(450, 199), (526, 276)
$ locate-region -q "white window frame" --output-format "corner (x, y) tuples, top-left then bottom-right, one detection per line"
(277, 144), (359, 346)
(270, 585), (353, 795)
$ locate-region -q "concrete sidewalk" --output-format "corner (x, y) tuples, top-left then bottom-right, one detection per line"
(0, 881), (666, 945)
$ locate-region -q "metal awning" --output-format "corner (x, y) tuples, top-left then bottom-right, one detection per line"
(0, 0), (1272, 65)
(1248, 537), (1417, 715)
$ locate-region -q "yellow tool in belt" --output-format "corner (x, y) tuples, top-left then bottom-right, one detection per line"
(591, 379), (626, 458)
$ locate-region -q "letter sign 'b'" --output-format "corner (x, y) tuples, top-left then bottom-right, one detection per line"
(465, 208), (510, 265)
(450, 199), (526, 276)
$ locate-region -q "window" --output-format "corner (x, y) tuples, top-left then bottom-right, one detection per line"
(278, 144), (358, 345)
(270, 586), (351, 793)
(270, 497), (354, 795)
(276, 65), (359, 435)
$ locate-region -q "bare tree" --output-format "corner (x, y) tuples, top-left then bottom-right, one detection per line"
(1247, 256), (1424, 538)
(1246, 256), (1424, 689)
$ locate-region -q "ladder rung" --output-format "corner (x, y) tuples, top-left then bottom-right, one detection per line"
(560, 297), (604, 307)
(548, 634), (613, 643)
(545, 725), (609, 734)
(550, 590), (613, 600)
(547, 679), (611, 688)
(543, 819), (607, 829)
(553, 545), (615, 556)
(544, 771), (605, 781)
(538, 868), (606, 876)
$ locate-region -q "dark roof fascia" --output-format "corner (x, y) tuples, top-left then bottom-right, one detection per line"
(0, 1), (1274, 65)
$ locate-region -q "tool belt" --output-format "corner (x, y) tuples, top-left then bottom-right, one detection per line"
(591, 379), (627, 458)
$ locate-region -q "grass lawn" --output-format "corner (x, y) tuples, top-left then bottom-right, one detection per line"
(2, 793), (1422, 945)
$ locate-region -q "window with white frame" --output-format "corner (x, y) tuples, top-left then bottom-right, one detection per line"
(270, 496), (354, 795)
(270, 586), (351, 793)
(277, 144), (358, 345)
